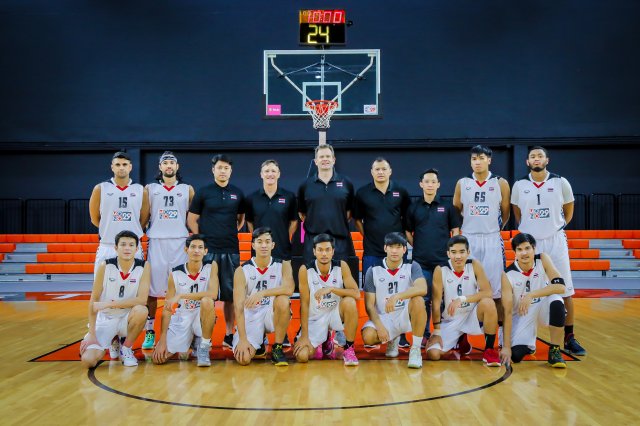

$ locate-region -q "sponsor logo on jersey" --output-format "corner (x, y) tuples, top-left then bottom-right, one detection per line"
(159, 209), (179, 220)
(278, 198), (286, 204)
(515, 281), (523, 286)
(465, 187), (471, 190)
(319, 299), (338, 310)
(177, 192), (183, 197)
(469, 205), (490, 216)
(112, 211), (132, 221)
(230, 194), (237, 200)
(336, 182), (343, 187)
(524, 190), (530, 194)
(437, 207), (445, 212)
(379, 277), (385, 281)
(259, 297), (271, 306)
(183, 299), (200, 310)
(399, 275), (406, 279)
(533, 273), (539, 278)
(489, 187), (495, 191)
(447, 279), (453, 283)
(107, 192), (114, 196)
(199, 276), (207, 281)
(109, 277), (115, 282)
(249, 275), (256, 280)
(528, 208), (550, 219)
(463, 276), (469, 280)
(130, 193), (136, 197)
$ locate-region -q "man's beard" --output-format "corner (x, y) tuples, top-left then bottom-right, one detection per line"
(529, 166), (545, 172)
(163, 172), (176, 178)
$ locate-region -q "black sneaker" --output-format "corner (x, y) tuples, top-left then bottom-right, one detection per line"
(564, 334), (586, 356)
(398, 333), (411, 348)
(282, 334), (291, 348)
(271, 343), (288, 366)
(223, 334), (233, 349)
(548, 346), (567, 368)
(255, 343), (267, 359)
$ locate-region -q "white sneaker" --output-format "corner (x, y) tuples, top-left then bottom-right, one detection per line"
(385, 336), (400, 358)
(197, 341), (212, 367)
(408, 346), (423, 369)
(120, 345), (138, 367)
(109, 336), (121, 360)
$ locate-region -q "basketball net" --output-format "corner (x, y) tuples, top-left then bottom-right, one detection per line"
(306, 100), (338, 145)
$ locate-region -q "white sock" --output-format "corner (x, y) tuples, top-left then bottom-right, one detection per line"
(146, 317), (155, 331)
(201, 338), (211, 346)
(411, 338), (422, 350)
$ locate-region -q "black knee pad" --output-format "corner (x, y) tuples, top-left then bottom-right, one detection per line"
(549, 300), (565, 327)
(511, 345), (531, 363)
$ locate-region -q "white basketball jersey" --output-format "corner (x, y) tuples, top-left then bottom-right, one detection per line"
(307, 260), (343, 318)
(171, 261), (212, 311)
(440, 260), (478, 321)
(146, 181), (190, 239)
(511, 173), (573, 239)
(242, 258), (283, 312)
(370, 260), (414, 315)
(100, 257), (145, 315)
(459, 173), (503, 234)
(505, 255), (548, 310)
(98, 179), (144, 243)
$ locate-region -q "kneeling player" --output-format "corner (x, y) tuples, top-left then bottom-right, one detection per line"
(293, 234), (361, 366)
(426, 235), (501, 366)
(500, 233), (567, 368)
(233, 227), (294, 366)
(152, 234), (218, 367)
(80, 231), (151, 368)
(361, 232), (427, 368)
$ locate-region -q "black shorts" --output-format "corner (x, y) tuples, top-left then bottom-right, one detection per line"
(204, 252), (240, 302)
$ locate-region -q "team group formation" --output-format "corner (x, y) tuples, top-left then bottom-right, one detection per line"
(79, 144), (587, 371)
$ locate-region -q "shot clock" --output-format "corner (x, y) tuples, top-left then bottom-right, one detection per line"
(299, 9), (346, 46)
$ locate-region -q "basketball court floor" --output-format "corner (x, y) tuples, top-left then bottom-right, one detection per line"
(1, 288), (638, 424)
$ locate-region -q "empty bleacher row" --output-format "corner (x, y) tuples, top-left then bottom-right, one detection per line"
(1, 231), (639, 281)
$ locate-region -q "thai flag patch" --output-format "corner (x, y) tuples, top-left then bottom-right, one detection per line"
(230, 194), (237, 200)
(336, 182), (343, 187)
(278, 198), (286, 204)
(547, 188), (554, 192)
(392, 192), (400, 197)
(463, 276), (469, 280)
(437, 207), (445, 212)
(489, 187), (495, 191)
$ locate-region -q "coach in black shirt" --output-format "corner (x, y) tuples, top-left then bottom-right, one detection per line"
(298, 144), (355, 263)
(245, 159), (297, 260)
(354, 157), (410, 279)
(405, 168), (461, 344)
(187, 154), (245, 347)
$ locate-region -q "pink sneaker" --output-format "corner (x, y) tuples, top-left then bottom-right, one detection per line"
(456, 333), (472, 355)
(313, 345), (324, 360)
(322, 331), (335, 360)
(482, 348), (501, 367)
(342, 346), (359, 366)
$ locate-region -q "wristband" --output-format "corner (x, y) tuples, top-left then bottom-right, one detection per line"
(458, 295), (467, 303)
(432, 329), (441, 336)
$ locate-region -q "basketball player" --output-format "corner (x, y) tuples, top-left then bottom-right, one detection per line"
(232, 227), (294, 366)
(500, 233), (567, 368)
(511, 146), (586, 356)
(151, 234), (218, 367)
(89, 152), (148, 274)
(453, 145), (510, 338)
(361, 232), (427, 369)
(293, 234), (360, 366)
(80, 231), (150, 368)
(141, 151), (194, 350)
(426, 235), (501, 366)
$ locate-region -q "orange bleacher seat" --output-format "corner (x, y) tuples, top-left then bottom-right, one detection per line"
(0, 243), (16, 253)
(501, 231), (510, 240)
(569, 260), (609, 270)
(634, 249), (640, 259)
(351, 232), (363, 241)
(0, 254), (4, 262)
(355, 250), (363, 258)
(239, 242), (251, 251)
(239, 233), (251, 242)
(353, 240), (363, 250)
(568, 240), (590, 249)
(239, 251), (251, 261)
(37, 253), (95, 263)
(25, 263), (94, 274)
(622, 240), (640, 249)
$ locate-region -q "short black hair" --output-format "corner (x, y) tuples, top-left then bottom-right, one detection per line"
(211, 154), (233, 166)
(252, 227), (273, 242)
(470, 145), (492, 157)
(115, 230), (139, 247)
(528, 146), (548, 157)
(313, 233), (335, 248)
(185, 233), (206, 248)
(384, 232), (407, 247)
(447, 235), (469, 250)
(371, 157), (391, 168)
(419, 168), (439, 181)
(511, 233), (537, 250)
(112, 151), (131, 162)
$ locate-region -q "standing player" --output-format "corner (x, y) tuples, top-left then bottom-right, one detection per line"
(453, 145), (510, 336)
(188, 154), (245, 350)
(511, 146), (586, 356)
(500, 233), (568, 368)
(142, 151), (194, 350)
(361, 232), (427, 369)
(89, 152), (148, 273)
(426, 235), (501, 367)
(232, 228), (295, 366)
(80, 231), (151, 369)
(151, 234), (218, 367)
(293, 234), (360, 366)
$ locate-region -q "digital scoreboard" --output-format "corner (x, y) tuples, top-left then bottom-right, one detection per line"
(299, 9), (346, 46)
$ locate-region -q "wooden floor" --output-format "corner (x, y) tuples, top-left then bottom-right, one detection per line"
(1, 297), (639, 425)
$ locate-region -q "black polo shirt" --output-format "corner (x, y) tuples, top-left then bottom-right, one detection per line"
(405, 195), (461, 270)
(298, 171), (354, 239)
(354, 181), (410, 257)
(189, 182), (245, 253)
(245, 187), (297, 260)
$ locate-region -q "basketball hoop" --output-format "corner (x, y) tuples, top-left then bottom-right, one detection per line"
(306, 100), (338, 130)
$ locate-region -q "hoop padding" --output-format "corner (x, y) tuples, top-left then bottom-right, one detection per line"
(306, 100), (338, 130)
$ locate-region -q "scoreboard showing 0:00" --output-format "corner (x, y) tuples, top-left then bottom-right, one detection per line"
(299, 9), (346, 46)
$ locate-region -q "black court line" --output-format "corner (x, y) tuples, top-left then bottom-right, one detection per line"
(29, 339), (84, 362)
(88, 363), (512, 411)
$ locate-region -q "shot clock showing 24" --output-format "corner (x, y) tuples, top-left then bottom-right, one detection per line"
(299, 9), (347, 45)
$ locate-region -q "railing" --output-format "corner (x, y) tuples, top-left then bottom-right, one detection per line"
(0, 194), (638, 233)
